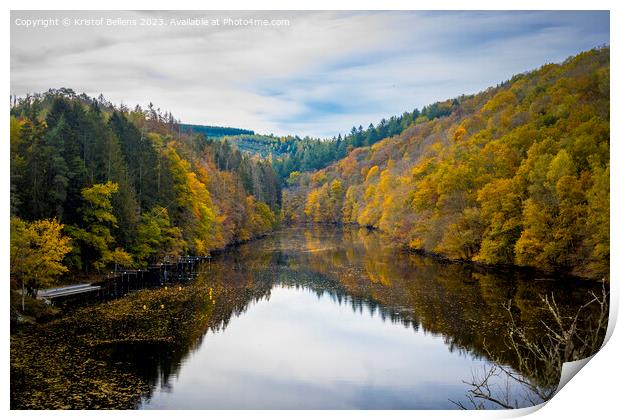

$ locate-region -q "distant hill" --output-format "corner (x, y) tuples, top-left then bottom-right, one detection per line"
(217, 134), (295, 159)
(182, 100), (457, 179)
(181, 124), (290, 159)
(180, 123), (254, 137)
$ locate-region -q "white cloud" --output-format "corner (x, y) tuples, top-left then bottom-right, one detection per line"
(11, 11), (609, 138)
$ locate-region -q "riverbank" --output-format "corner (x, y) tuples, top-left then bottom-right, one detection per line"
(10, 225), (281, 327)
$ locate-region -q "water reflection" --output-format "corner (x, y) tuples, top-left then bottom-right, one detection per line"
(129, 227), (604, 409)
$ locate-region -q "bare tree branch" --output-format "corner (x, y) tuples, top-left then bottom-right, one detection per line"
(453, 285), (608, 410)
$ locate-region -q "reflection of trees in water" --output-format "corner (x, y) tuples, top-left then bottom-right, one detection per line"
(125, 226), (606, 407)
(128, 275), (275, 404)
(278, 227), (606, 389)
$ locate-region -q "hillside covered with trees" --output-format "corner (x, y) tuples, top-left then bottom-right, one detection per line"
(183, 102), (456, 179)
(283, 47), (610, 279)
(10, 90), (281, 295)
(271, 100), (456, 179)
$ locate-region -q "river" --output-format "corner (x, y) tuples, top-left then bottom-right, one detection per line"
(126, 226), (603, 409)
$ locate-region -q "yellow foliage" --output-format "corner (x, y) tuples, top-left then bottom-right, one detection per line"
(365, 165), (380, 182)
(11, 217), (72, 293)
(452, 126), (467, 142)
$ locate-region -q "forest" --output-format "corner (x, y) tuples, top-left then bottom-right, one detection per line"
(284, 47), (610, 279)
(180, 123), (255, 138)
(9, 47), (610, 302)
(10, 90), (281, 296)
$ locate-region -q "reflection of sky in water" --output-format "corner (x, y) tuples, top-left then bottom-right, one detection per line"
(141, 285), (498, 409)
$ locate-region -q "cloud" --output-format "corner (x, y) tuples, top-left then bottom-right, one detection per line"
(11, 11), (609, 138)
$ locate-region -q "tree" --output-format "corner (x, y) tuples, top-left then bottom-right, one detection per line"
(10, 217), (72, 307)
(10, 116), (24, 215)
(132, 206), (185, 267)
(328, 179), (345, 221)
(476, 178), (523, 264)
(584, 163), (609, 277)
(66, 182), (133, 272)
(245, 196), (278, 237)
(164, 144), (224, 255)
(304, 188), (323, 222)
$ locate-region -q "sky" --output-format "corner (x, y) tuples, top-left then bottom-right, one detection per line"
(10, 11), (610, 138)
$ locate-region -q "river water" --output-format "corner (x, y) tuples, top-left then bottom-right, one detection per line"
(135, 226), (603, 409)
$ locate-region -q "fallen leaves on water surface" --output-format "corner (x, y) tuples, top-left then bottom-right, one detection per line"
(10, 280), (222, 409)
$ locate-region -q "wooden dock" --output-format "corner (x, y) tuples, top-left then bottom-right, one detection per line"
(38, 255), (211, 306)
(39, 283), (102, 299)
